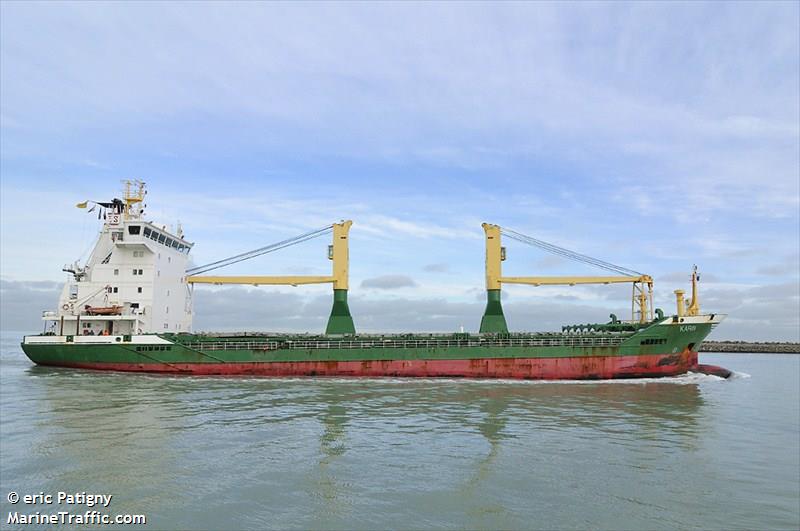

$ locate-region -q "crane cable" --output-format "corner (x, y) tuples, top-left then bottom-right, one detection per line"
(500, 227), (644, 277)
(72, 284), (112, 309)
(186, 225), (333, 276)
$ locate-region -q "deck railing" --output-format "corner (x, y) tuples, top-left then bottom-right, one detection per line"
(183, 341), (281, 351)
(182, 336), (624, 352)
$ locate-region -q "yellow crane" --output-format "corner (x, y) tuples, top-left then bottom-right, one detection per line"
(479, 223), (655, 334)
(185, 221), (355, 334)
(674, 265), (701, 318)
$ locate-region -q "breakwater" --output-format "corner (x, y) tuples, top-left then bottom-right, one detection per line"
(701, 341), (800, 353)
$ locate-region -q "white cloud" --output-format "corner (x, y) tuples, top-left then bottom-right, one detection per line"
(361, 275), (418, 290)
(423, 263), (450, 273)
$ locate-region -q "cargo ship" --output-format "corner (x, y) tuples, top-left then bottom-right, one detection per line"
(21, 181), (728, 379)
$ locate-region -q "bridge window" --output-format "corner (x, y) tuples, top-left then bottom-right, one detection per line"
(128, 225), (141, 235)
(150, 231), (159, 241)
(158, 234), (166, 244)
(143, 228), (151, 238)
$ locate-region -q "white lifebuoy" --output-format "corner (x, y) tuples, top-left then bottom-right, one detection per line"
(62, 304), (70, 310)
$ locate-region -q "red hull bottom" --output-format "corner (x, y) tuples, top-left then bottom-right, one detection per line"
(46, 351), (699, 379)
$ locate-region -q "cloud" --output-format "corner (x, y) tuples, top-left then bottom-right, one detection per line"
(423, 263), (450, 273)
(0, 279), (62, 331)
(3, 4), (796, 193)
(193, 287), (321, 333)
(360, 216), (478, 240)
(533, 255), (565, 270)
(755, 256), (800, 277)
(361, 275), (418, 290)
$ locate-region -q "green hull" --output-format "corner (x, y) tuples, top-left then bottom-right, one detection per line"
(21, 317), (719, 379)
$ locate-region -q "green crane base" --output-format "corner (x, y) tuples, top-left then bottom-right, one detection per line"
(479, 289), (509, 334)
(326, 289), (356, 335)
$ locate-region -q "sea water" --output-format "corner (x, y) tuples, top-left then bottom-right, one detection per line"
(1, 332), (798, 530)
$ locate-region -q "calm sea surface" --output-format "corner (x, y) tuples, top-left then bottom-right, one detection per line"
(1, 332), (798, 530)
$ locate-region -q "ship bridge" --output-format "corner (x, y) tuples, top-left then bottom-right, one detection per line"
(43, 180), (194, 336)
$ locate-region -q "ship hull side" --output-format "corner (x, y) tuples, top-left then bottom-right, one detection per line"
(21, 317), (717, 379)
(21, 347), (697, 379)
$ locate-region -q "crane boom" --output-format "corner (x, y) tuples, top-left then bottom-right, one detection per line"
(185, 221), (355, 334)
(479, 223), (655, 334)
(499, 275), (652, 286)
(186, 275), (334, 286)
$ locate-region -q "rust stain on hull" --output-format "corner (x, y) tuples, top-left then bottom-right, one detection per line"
(50, 351), (700, 379)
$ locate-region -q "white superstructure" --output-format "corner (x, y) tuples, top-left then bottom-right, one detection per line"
(44, 181), (194, 336)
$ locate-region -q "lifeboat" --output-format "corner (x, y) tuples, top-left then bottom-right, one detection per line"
(84, 305), (123, 316)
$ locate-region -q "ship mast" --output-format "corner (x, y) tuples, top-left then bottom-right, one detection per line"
(123, 179), (146, 220)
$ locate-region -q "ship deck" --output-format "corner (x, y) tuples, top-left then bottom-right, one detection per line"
(168, 330), (641, 351)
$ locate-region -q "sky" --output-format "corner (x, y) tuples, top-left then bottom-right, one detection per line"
(1, 1), (798, 340)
